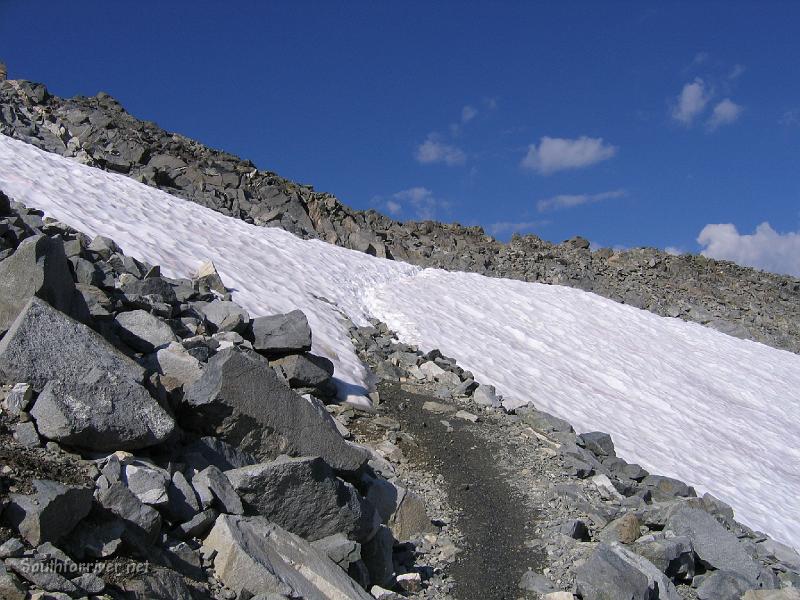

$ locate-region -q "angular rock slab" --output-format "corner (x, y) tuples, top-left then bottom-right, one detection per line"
(666, 507), (762, 585)
(0, 296), (145, 391)
(115, 309), (177, 353)
(225, 456), (377, 542)
(182, 347), (368, 472)
(4, 479), (93, 546)
(31, 367), (175, 451)
(576, 542), (681, 600)
(0, 234), (83, 335)
(251, 309), (312, 356)
(202, 514), (373, 600)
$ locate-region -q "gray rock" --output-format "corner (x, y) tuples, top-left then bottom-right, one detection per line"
(251, 310), (312, 356)
(181, 436), (256, 472)
(472, 384), (501, 407)
(641, 475), (695, 501)
(152, 342), (203, 388)
(198, 299), (249, 333)
(96, 482), (162, 547)
(175, 508), (218, 540)
(3, 382), (32, 415)
(361, 525), (395, 587)
(202, 513), (373, 599)
(666, 507), (762, 585)
(225, 456), (378, 542)
(742, 591), (800, 600)
(118, 567), (197, 600)
(311, 533), (362, 569)
(4, 479), (93, 546)
(576, 542), (681, 600)
(697, 570), (754, 600)
(73, 572), (106, 594)
(518, 407), (574, 434)
(12, 421), (40, 447)
(519, 571), (556, 594)
(580, 431), (616, 457)
(182, 347), (368, 472)
(192, 465), (244, 515)
(0, 538), (25, 559)
(87, 235), (121, 259)
(165, 470), (201, 524)
(0, 234), (83, 335)
(273, 352), (336, 397)
(632, 536), (695, 581)
(5, 556), (79, 594)
(123, 460), (171, 506)
(115, 309), (177, 352)
(121, 276), (178, 304)
(0, 296), (145, 392)
(0, 562), (26, 600)
(31, 366), (175, 451)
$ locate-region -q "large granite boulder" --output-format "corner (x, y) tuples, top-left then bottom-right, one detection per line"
(202, 514), (373, 599)
(182, 347), (368, 472)
(225, 456), (378, 542)
(0, 234), (85, 334)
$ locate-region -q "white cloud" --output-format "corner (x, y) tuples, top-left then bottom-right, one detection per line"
(672, 78), (711, 124)
(487, 221), (547, 236)
(729, 64), (746, 80)
(536, 189), (626, 213)
(461, 105), (478, 123)
(697, 222), (800, 277)
(385, 200), (402, 216)
(521, 136), (617, 175)
(706, 98), (743, 131)
(664, 246), (684, 256)
(415, 133), (466, 166)
(390, 187), (451, 220)
(779, 109), (800, 127)
(484, 97), (498, 110)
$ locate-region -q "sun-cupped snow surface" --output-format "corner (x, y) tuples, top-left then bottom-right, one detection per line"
(0, 134), (419, 406)
(1, 134), (799, 549)
(365, 269), (800, 547)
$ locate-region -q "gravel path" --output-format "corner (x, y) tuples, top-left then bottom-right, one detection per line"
(376, 381), (546, 600)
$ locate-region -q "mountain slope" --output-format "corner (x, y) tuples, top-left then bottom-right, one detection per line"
(2, 79), (800, 354)
(1, 132), (799, 549)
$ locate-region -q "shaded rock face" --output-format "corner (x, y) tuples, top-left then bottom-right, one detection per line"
(2, 79), (799, 355)
(225, 456), (378, 543)
(0, 234), (85, 335)
(182, 346), (368, 472)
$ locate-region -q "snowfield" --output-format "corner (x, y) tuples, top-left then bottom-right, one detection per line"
(1, 133), (799, 549)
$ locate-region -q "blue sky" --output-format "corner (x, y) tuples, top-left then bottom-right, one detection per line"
(2, 1), (799, 274)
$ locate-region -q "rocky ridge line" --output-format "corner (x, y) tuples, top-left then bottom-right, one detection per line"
(1, 79), (799, 354)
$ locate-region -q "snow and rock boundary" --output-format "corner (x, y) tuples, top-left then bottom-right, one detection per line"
(1, 78), (800, 356)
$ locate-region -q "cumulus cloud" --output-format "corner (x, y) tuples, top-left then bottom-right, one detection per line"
(536, 189), (626, 213)
(697, 222), (800, 277)
(461, 105), (478, 123)
(707, 98), (743, 131)
(415, 133), (466, 166)
(385, 200), (402, 216)
(389, 187), (451, 220)
(521, 136), (618, 175)
(487, 221), (547, 236)
(672, 78), (711, 124)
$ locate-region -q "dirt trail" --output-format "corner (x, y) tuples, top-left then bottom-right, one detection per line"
(376, 381), (545, 600)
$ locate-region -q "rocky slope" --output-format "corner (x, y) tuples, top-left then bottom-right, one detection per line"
(1, 192), (799, 600)
(1, 79), (799, 354)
